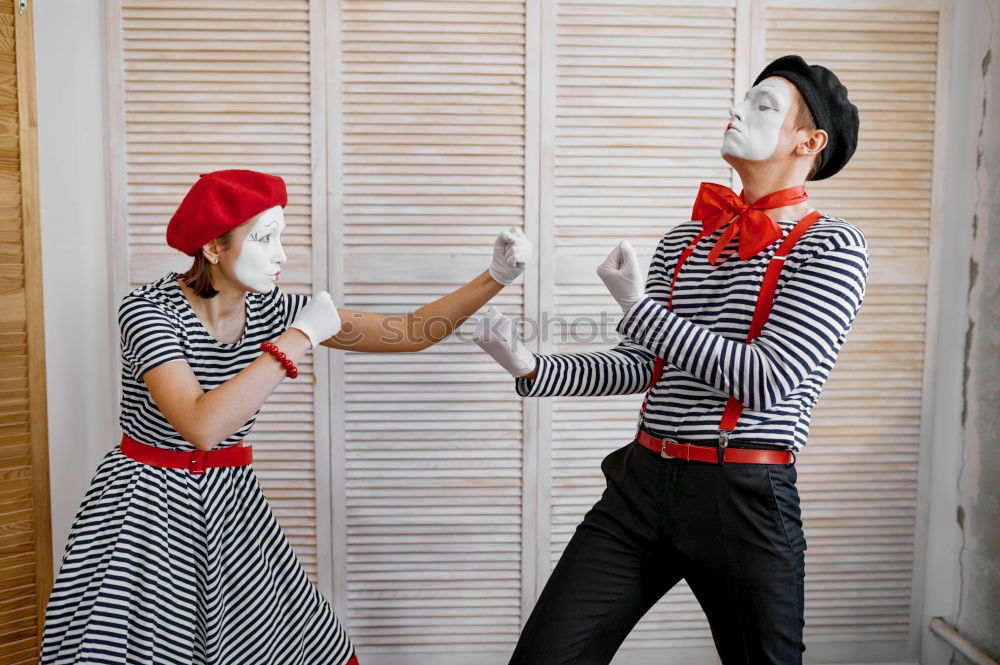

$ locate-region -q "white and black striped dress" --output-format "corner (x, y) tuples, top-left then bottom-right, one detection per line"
(517, 215), (869, 452)
(40, 272), (357, 665)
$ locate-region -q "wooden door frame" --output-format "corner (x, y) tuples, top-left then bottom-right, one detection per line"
(14, 0), (53, 648)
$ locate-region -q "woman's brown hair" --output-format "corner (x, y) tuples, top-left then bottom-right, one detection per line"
(178, 230), (234, 298)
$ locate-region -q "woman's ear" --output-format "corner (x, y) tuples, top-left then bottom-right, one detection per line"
(200, 241), (221, 265)
(798, 128), (828, 159)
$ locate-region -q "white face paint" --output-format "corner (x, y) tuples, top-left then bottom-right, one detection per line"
(721, 76), (793, 162)
(232, 205), (287, 293)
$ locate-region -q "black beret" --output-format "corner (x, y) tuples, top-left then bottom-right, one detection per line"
(753, 54), (859, 180)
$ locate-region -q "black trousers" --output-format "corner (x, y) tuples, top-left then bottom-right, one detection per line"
(509, 439), (806, 665)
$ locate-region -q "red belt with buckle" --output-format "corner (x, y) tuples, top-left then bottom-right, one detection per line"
(635, 428), (793, 465)
(119, 434), (252, 475)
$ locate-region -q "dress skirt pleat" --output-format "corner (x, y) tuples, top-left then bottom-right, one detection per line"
(40, 448), (356, 665)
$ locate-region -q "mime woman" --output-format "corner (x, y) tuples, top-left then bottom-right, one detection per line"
(39, 169), (532, 665)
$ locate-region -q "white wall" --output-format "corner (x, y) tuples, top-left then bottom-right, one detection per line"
(34, 1), (117, 563)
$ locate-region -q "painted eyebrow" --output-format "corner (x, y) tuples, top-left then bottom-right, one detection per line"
(743, 85), (774, 101)
(753, 88), (780, 105)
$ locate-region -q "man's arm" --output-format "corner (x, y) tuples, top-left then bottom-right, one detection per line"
(617, 233), (869, 411)
(514, 341), (655, 398)
(472, 306), (656, 398)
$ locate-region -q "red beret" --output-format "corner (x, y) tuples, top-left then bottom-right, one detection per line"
(166, 169), (288, 256)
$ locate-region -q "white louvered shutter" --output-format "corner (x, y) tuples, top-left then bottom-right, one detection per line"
(761, 2), (941, 657)
(540, 0), (740, 656)
(334, 0), (529, 654)
(117, 0), (322, 578)
(108, 2), (948, 662)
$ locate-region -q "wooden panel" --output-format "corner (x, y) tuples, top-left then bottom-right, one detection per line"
(119, 0), (320, 579)
(337, 0), (528, 652)
(761, 2), (939, 647)
(0, 1), (51, 663)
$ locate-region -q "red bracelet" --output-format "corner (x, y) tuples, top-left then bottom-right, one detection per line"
(260, 341), (298, 379)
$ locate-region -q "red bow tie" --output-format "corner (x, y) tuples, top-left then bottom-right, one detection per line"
(691, 182), (809, 264)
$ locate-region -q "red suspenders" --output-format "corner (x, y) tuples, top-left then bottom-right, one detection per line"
(637, 210), (823, 449)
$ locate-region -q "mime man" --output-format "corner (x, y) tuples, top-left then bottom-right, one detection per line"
(475, 54), (869, 665)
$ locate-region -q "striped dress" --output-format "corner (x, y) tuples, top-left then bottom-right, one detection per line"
(40, 272), (357, 665)
(517, 215), (869, 452)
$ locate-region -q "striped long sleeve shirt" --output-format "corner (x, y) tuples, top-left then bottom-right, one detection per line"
(515, 215), (869, 452)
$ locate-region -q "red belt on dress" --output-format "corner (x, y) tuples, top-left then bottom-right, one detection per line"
(119, 434), (253, 475)
(635, 428), (793, 465)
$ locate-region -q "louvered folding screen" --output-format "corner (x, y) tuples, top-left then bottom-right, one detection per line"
(0, 3), (51, 663)
(538, 0), (739, 654)
(333, 0), (529, 655)
(107, 1), (947, 662)
(760, 1), (939, 657)
(116, 0), (321, 578)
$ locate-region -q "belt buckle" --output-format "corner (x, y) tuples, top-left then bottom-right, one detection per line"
(659, 437), (678, 459)
(188, 450), (207, 475)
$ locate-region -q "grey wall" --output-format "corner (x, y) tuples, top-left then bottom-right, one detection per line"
(953, 0), (1000, 659)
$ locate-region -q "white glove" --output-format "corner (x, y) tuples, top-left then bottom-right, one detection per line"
(472, 306), (537, 378)
(488, 227), (533, 286)
(289, 291), (342, 349)
(596, 240), (644, 313)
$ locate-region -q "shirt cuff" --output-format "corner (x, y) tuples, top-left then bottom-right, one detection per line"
(515, 352), (548, 397)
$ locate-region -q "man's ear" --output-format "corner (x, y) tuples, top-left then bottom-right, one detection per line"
(798, 128), (828, 159)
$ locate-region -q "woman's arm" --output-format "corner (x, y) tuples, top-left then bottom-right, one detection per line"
(322, 269), (502, 353)
(320, 227), (531, 353)
(142, 327), (312, 451)
(133, 290), (342, 452)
